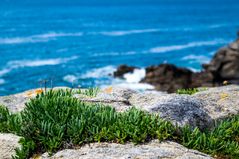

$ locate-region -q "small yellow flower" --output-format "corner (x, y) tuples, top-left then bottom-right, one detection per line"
(223, 80), (228, 85)
(104, 86), (113, 94)
(35, 89), (43, 95)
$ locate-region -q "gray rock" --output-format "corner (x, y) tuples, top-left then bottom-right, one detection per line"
(41, 140), (212, 159)
(74, 87), (138, 112)
(0, 133), (21, 159)
(129, 92), (213, 129)
(0, 87), (71, 113)
(193, 85), (239, 121)
(0, 92), (31, 113)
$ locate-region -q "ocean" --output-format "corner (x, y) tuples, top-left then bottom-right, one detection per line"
(0, 0), (239, 95)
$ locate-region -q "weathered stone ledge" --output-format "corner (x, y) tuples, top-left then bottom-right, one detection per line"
(1, 85), (239, 158)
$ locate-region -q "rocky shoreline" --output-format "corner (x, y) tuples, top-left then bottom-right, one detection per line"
(1, 85), (239, 158)
(114, 37), (239, 92)
(1, 34), (239, 159)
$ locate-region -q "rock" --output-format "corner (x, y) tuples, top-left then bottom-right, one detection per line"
(0, 133), (21, 159)
(0, 87), (71, 113)
(229, 40), (239, 50)
(141, 64), (193, 93)
(74, 87), (138, 112)
(41, 140), (212, 159)
(75, 87), (214, 129)
(128, 92), (213, 129)
(0, 91), (31, 113)
(113, 65), (138, 78)
(190, 71), (214, 88)
(203, 39), (239, 82)
(193, 85), (239, 121)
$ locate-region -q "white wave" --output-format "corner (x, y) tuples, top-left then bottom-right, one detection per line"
(92, 51), (137, 57)
(0, 68), (11, 76)
(0, 56), (78, 77)
(80, 66), (154, 90)
(34, 32), (83, 38)
(8, 56), (78, 68)
(208, 23), (239, 29)
(0, 79), (5, 85)
(113, 83), (154, 90)
(123, 68), (146, 83)
(81, 66), (116, 78)
(63, 75), (78, 83)
(149, 39), (229, 53)
(0, 32), (83, 45)
(98, 29), (160, 36)
(182, 54), (210, 64)
(113, 68), (154, 90)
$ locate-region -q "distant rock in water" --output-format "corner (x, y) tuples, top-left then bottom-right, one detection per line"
(113, 35), (239, 92)
(141, 64), (193, 93)
(203, 38), (239, 83)
(113, 65), (138, 78)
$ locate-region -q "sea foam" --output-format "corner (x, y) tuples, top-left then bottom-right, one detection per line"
(98, 29), (160, 36)
(0, 32), (83, 45)
(117, 68), (154, 90)
(8, 56), (78, 68)
(149, 39), (229, 53)
(0, 56), (78, 77)
(123, 68), (146, 83)
(182, 54), (210, 64)
(81, 66), (116, 78)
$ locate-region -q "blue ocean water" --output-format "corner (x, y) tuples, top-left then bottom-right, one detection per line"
(0, 0), (239, 95)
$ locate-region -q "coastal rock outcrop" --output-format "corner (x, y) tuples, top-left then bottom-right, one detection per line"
(203, 39), (239, 83)
(141, 64), (193, 93)
(0, 133), (21, 159)
(113, 37), (239, 92)
(41, 140), (212, 159)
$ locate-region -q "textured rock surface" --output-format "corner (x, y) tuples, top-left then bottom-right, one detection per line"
(0, 91), (31, 113)
(1, 85), (239, 130)
(0, 133), (21, 159)
(75, 87), (213, 129)
(128, 92), (213, 129)
(75, 87), (138, 112)
(193, 85), (239, 121)
(0, 87), (70, 113)
(41, 140), (212, 159)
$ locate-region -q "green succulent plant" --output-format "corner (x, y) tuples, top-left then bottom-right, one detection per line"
(0, 89), (238, 159)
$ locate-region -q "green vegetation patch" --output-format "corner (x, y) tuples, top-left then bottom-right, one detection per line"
(176, 87), (208, 95)
(77, 87), (100, 97)
(0, 89), (238, 159)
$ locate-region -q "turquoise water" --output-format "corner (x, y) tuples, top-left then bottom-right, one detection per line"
(0, 0), (239, 95)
